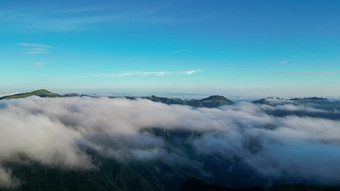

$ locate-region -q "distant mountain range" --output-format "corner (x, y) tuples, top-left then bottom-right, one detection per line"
(0, 89), (234, 108)
(141, 95), (234, 108)
(1, 89), (337, 110)
(251, 96), (340, 120)
(253, 96), (331, 105)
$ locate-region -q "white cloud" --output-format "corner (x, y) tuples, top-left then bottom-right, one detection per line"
(185, 70), (198, 75)
(261, 104), (327, 113)
(93, 70), (201, 78)
(0, 97), (339, 187)
(0, 92), (21, 98)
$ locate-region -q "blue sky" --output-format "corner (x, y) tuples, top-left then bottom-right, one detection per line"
(1, 0), (340, 97)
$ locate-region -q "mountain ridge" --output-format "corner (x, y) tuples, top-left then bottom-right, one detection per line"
(0, 90), (234, 108)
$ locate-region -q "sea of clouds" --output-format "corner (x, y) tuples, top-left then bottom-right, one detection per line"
(0, 96), (340, 187)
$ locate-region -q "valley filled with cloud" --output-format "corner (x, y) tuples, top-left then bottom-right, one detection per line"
(0, 96), (339, 188)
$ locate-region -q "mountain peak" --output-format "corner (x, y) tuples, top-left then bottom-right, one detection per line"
(202, 95), (230, 101)
(0, 89), (61, 100)
(31, 89), (51, 94)
(198, 95), (233, 107)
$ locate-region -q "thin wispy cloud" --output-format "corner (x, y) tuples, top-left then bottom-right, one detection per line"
(19, 43), (54, 48)
(1, 6), (126, 31)
(18, 43), (54, 54)
(24, 48), (48, 51)
(93, 70), (201, 78)
(26, 51), (48, 54)
(33, 62), (44, 67)
(274, 72), (340, 76)
(0, 2), (213, 32)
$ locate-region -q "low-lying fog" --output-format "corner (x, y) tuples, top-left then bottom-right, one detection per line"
(0, 96), (340, 187)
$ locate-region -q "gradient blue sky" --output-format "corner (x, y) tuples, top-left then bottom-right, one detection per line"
(1, 0), (340, 97)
